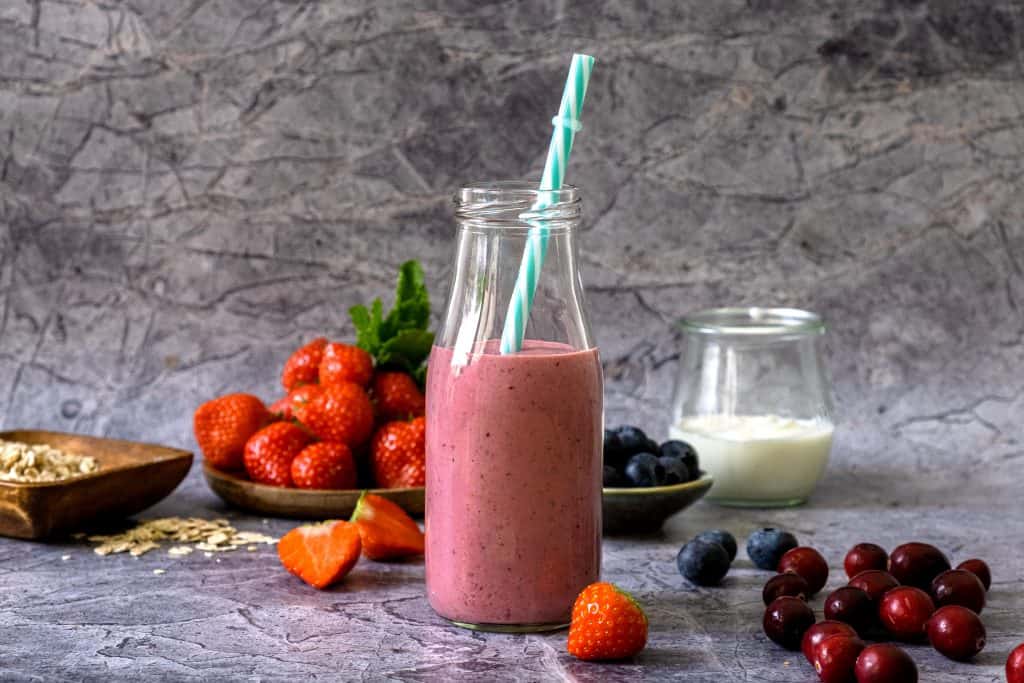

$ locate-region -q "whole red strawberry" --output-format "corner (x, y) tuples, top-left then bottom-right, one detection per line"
(369, 416), (425, 488)
(269, 385), (322, 421)
(243, 422), (312, 487)
(372, 371), (425, 420)
(320, 342), (374, 387)
(294, 382), (374, 446)
(281, 337), (327, 391)
(193, 393), (269, 471)
(567, 582), (648, 661)
(291, 442), (357, 489)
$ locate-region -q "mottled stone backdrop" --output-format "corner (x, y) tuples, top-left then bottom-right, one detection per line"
(1, 1), (1022, 496)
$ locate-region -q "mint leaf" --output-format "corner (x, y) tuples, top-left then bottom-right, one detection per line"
(349, 299), (383, 355)
(378, 329), (434, 373)
(382, 261), (430, 337)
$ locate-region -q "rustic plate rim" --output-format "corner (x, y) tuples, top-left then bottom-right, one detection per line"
(0, 429), (193, 489)
(602, 473), (713, 496)
(202, 461), (425, 497)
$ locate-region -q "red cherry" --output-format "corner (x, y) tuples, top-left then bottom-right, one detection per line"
(879, 586), (935, 641)
(854, 643), (918, 683)
(1007, 642), (1024, 683)
(763, 596), (816, 651)
(956, 558), (991, 591)
(802, 620), (858, 664)
(844, 543), (888, 578)
(931, 569), (985, 614)
(824, 587), (874, 633)
(848, 570), (899, 602)
(813, 634), (865, 683)
(778, 546), (829, 595)
(927, 605), (986, 661)
(763, 573), (810, 605)
(888, 543), (950, 589)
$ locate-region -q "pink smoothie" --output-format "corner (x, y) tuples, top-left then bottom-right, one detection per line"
(425, 340), (603, 626)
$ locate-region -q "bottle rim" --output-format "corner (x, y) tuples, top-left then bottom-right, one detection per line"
(454, 181), (581, 229)
(679, 307), (825, 336)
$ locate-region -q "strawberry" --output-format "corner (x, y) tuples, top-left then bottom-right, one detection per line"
(372, 371), (425, 420)
(349, 491), (424, 560)
(281, 337), (327, 391)
(369, 417), (425, 488)
(243, 422), (312, 487)
(293, 382), (374, 446)
(319, 342), (374, 387)
(193, 393), (269, 471)
(291, 442), (357, 490)
(277, 520), (362, 589)
(567, 582), (649, 661)
(269, 385), (322, 421)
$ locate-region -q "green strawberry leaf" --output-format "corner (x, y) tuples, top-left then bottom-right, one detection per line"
(382, 261), (430, 338)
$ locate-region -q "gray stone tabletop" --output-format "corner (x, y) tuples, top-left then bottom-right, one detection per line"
(1, 446), (1020, 682)
(1, 0), (1023, 680)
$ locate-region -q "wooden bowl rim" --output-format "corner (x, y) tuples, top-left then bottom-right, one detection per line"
(202, 461), (425, 497)
(0, 430), (193, 489)
(602, 473), (713, 496)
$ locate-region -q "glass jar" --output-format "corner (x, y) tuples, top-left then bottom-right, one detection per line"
(425, 181), (603, 632)
(669, 307), (835, 507)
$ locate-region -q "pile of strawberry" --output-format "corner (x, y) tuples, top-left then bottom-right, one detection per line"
(193, 262), (433, 491)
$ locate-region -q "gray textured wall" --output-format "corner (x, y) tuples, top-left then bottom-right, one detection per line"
(1, 1), (1022, 494)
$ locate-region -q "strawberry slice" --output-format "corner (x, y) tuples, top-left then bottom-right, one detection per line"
(349, 492), (424, 561)
(277, 520), (362, 589)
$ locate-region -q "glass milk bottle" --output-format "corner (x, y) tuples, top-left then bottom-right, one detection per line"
(425, 182), (603, 632)
(670, 307), (835, 507)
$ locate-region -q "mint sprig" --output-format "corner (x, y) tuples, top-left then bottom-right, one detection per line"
(349, 261), (434, 384)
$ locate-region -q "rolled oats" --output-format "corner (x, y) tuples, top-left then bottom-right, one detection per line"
(0, 439), (98, 482)
(87, 517), (277, 557)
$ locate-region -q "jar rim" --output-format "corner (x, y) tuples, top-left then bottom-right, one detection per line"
(454, 181), (581, 228)
(679, 307), (825, 336)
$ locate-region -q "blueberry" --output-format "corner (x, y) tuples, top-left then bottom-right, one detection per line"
(746, 528), (799, 571)
(677, 539), (731, 586)
(658, 456), (691, 485)
(615, 425), (650, 456)
(623, 452), (665, 487)
(603, 429), (628, 466)
(602, 465), (625, 488)
(660, 440), (699, 475)
(644, 437), (660, 455)
(694, 529), (738, 562)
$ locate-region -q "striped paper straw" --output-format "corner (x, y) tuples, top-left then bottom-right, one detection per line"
(499, 53), (595, 355)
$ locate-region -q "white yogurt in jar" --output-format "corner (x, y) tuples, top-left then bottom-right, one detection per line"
(670, 414), (833, 505)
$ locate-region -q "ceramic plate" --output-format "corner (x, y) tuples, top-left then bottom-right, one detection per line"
(602, 474), (713, 534)
(0, 430), (193, 540)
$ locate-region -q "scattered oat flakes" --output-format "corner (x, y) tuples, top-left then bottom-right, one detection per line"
(0, 439), (98, 483)
(153, 569), (166, 575)
(61, 555), (70, 561)
(86, 517), (278, 558)
(247, 546), (257, 552)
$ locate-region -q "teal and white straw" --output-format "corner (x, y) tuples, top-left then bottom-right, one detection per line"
(499, 53), (595, 355)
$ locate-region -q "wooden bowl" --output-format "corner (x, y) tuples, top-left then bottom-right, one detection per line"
(203, 463), (424, 519)
(602, 474), (713, 535)
(0, 430), (193, 540)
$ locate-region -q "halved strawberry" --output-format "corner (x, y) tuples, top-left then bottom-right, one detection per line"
(281, 337), (327, 391)
(349, 492), (424, 560)
(277, 520), (362, 589)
